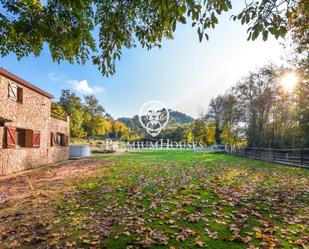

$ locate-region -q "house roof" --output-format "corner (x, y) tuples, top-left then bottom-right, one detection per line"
(0, 68), (54, 99)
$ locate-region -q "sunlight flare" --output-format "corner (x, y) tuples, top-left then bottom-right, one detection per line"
(281, 72), (298, 91)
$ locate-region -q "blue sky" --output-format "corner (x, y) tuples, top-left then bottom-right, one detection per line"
(0, 3), (287, 119)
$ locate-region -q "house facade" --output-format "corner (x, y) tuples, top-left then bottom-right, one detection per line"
(0, 68), (69, 175)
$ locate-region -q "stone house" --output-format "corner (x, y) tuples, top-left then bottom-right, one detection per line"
(0, 68), (69, 175)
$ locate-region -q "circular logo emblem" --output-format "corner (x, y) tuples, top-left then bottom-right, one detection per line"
(138, 100), (170, 137)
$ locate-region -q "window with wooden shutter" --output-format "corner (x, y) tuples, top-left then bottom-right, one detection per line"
(32, 131), (40, 148)
(8, 83), (23, 103)
(51, 132), (57, 146)
(8, 83), (17, 101)
(17, 87), (23, 103)
(57, 133), (64, 146)
(6, 127), (16, 148)
(16, 128), (26, 147)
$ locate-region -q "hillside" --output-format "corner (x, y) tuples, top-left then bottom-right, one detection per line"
(118, 110), (195, 135)
(168, 110), (195, 124)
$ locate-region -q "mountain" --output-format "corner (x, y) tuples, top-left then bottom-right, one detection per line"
(118, 115), (145, 134)
(168, 110), (195, 124)
(118, 110), (195, 135)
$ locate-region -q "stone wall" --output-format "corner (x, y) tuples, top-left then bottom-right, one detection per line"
(0, 74), (69, 175)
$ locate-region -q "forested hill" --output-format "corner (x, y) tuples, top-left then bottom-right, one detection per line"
(118, 110), (195, 134)
(168, 110), (195, 124)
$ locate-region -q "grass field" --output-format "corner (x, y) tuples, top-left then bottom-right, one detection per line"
(1, 151), (308, 248)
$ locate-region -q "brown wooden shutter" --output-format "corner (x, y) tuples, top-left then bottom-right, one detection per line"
(25, 129), (33, 147)
(51, 132), (54, 146)
(6, 127), (16, 148)
(64, 135), (69, 146)
(51, 132), (57, 146)
(17, 87), (23, 103)
(32, 131), (40, 148)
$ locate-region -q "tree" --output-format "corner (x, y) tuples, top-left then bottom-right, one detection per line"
(221, 123), (246, 149)
(183, 125), (194, 144)
(221, 123), (234, 147)
(51, 102), (67, 120)
(84, 95), (105, 117)
(288, 0), (308, 53)
(58, 90), (85, 138)
(0, 0), (299, 76)
(221, 92), (242, 126)
(192, 119), (208, 145)
(205, 122), (216, 145)
(208, 95), (224, 144)
(156, 124), (184, 141)
(111, 121), (129, 140)
(83, 95), (106, 138)
(59, 90), (83, 114)
(234, 65), (278, 147)
(70, 109), (87, 138)
(295, 56), (309, 147)
(92, 115), (112, 137)
(209, 62), (307, 149)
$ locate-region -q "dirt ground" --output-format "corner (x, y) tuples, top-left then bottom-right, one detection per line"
(0, 158), (106, 206)
(0, 158), (113, 249)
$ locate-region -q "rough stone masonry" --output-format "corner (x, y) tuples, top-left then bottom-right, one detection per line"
(0, 68), (69, 175)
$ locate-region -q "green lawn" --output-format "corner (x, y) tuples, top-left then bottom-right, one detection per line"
(59, 151), (308, 249)
(1, 151), (308, 248)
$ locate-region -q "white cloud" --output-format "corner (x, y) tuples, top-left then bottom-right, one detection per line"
(48, 72), (60, 81)
(48, 72), (67, 81)
(69, 80), (105, 95)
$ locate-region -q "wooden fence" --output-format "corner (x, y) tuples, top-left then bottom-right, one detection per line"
(231, 147), (309, 168)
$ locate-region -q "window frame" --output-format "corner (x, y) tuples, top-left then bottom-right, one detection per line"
(51, 132), (68, 147)
(57, 133), (65, 146)
(8, 83), (23, 104)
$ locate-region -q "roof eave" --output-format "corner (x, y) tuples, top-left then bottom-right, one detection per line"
(0, 68), (54, 99)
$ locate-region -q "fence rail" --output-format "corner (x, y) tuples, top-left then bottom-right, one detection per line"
(231, 147), (309, 168)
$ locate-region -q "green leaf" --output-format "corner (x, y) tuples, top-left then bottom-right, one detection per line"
(262, 30), (268, 41)
(252, 29), (260, 40)
(198, 27), (203, 42)
(241, 16), (246, 25)
(179, 16), (187, 24)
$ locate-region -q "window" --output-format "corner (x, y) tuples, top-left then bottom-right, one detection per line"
(8, 83), (17, 101)
(51, 132), (68, 147)
(57, 133), (64, 146)
(8, 83), (23, 103)
(16, 129), (26, 147)
(5, 127), (40, 149)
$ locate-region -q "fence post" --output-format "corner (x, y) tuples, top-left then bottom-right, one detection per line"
(301, 148), (304, 166)
(273, 149), (276, 162)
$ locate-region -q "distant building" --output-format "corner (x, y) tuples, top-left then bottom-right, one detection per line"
(0, 68), (69, 175)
